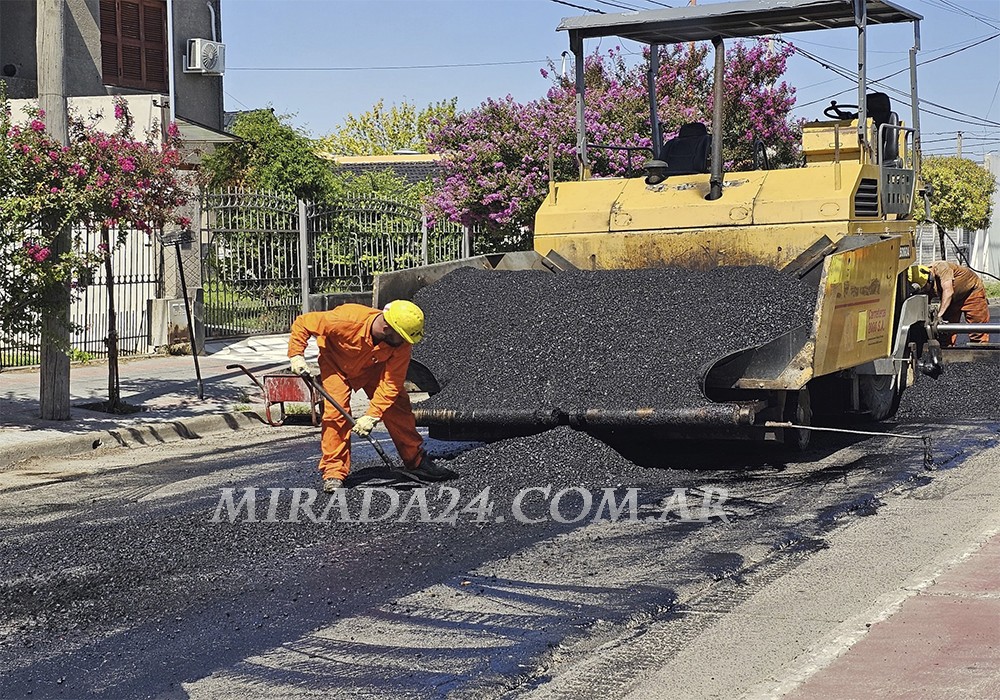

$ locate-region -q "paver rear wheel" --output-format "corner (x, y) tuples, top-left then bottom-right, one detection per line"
(785, 387), (812, 451)
(859, 373), (904, 421)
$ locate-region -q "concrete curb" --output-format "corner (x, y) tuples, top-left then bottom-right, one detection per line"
(0, 410), (267, 469)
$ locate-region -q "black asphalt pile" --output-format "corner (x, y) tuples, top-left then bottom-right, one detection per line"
(894, 362), (1000, 421)
(443, 425), (643, 483)
(414, 266), (817, 412)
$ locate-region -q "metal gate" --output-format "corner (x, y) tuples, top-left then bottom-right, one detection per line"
(201, 189), (302, 338)
(201, 189), (467, 338)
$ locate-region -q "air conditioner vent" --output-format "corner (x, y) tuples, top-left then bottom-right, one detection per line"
(184, 38), (225, 75)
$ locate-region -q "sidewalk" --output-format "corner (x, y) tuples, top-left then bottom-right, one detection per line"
(784, 529), (1000, 699)
(0, 334), (314, 466)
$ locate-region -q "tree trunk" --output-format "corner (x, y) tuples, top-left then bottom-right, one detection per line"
(103, 225), (121, 412)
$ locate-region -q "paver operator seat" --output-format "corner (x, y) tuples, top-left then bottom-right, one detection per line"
(660, 121), (712, 175)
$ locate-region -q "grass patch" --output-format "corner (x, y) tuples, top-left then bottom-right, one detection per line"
(985, 281), (1000, 299)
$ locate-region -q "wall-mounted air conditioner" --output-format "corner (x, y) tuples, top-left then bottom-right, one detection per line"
(184, 38), (225, 75)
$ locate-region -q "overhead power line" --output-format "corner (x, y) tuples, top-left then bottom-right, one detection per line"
(918, 0), (1000, 31)
(871, 32), (1000, 83)
(549, 0), (605, 13)
(780, 40), (1000, 128)
(592, 0), (646, 11)
(922, 135), (1000, 144)
(227, 59), (549, 72)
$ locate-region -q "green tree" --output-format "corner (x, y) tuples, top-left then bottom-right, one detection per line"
(319, 98), (457, 156)
(200, 109), (338, 201)
(921, 156), (997, 231)
(331, 168), (430, 208)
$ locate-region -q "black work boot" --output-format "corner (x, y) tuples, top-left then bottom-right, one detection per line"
(408, 454), (458, 482)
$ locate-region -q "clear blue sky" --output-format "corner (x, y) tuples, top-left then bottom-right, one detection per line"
(219, 0), (1000, 160)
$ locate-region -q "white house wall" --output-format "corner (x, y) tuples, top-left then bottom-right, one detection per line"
(8, 94), (170, 143)
(974, 152), (1000, 281)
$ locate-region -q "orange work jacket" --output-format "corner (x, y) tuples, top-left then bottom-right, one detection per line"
(288, 304), (410, 419)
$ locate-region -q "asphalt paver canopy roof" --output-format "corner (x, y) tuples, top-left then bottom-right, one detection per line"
(557, 0), (922, 45)
(413, 266), (817, 413)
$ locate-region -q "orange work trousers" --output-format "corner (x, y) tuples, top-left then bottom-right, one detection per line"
(317, 371), (423, 481)
(941, 287), (990, 345)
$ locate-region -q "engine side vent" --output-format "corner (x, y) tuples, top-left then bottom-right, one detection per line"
(854, 178), (879, 217)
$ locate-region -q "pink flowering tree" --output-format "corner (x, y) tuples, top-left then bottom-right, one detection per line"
(1, 94), (189, 410)
(426, 40), (799, 243)
(718, 40), (799, 170)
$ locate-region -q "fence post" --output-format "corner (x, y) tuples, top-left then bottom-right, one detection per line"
(462, 225), (473, 258)
(421, 212), (429, 265)
(298, 199), (310, 314)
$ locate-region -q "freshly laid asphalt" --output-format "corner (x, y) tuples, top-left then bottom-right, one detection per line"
(1, 332), (998, 698)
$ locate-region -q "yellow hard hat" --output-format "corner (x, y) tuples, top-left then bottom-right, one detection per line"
(383, 300), (424, 344)
(907, 265), (931, 287)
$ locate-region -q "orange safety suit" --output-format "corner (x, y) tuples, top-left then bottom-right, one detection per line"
(929, 261), (990, 345)
(288, 304), (424, 481)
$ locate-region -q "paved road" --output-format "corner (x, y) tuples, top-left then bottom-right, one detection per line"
(0, 411), (996, 699)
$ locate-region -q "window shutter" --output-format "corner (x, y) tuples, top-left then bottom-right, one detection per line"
(99, 0), (119, 84)
(100, 0), (168, 92)
(143, 4), (167, 86)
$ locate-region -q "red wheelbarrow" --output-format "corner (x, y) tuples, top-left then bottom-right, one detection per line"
(227, 364), (323, 427)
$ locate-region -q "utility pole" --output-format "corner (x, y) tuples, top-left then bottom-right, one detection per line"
(37, 0), (71, 420)
(956, 131), (963, 158)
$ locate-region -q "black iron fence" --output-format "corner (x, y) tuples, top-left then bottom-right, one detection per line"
(1, 188), (530, 365)
(0, 226), (160, 370)
(201, 190), (469, 338)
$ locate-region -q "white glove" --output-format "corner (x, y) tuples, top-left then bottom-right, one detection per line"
(352, 414), (379, 437)
(289, 355), (309, 376)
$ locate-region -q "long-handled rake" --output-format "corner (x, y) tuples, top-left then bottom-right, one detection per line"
(300, 373), (426, 485)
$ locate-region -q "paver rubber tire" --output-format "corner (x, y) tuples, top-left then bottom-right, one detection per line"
(859, 373), (904, 421)
(785, 387), (812, 451)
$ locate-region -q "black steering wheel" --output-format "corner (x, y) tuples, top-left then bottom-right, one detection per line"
(824, 101), (859, 120)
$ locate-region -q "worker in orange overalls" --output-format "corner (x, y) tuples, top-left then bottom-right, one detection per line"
(287, 301), (455, 492)
(908, 261), (991, 346)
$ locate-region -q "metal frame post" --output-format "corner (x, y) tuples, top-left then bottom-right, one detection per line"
(421, 212), (429, 265)
(298, 199), (310, 313)
(648, 44), (663, 158)
(174, 240), (203, 400)
(909, 21), (922, 176)
(571, 32), (587, 179)
(856, 0), (868, 155)
(708, 36), (725, 201)
(462, 225), (472, 258)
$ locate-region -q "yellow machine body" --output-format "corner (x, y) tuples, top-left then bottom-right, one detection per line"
(533, 119), (918, 383)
